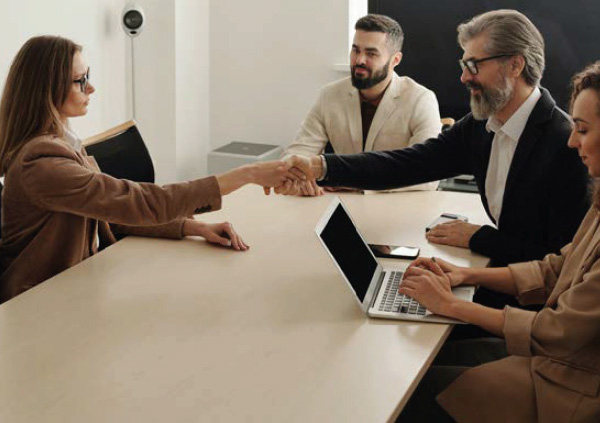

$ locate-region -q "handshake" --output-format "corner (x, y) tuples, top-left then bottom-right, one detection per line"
(255, 155), (325, 197)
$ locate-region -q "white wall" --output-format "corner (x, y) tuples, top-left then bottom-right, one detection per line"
(209, 0), (353, 151)
(1, 0), (362, 182)
(133, 0), (360, 181)
(133, 0), (177, 183)
(175, 0), (210, 182)
(0, 0), (129, 138)
(134, 0), (210, 183)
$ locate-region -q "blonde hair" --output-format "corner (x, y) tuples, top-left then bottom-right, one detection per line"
(0, 35), (81, 175)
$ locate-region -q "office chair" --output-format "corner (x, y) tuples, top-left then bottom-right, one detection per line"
(0, 180), (3, 239)
(83, 120), (155, 183)
(441, 117), (455, 131)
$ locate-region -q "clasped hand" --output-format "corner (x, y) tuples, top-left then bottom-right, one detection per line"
(268, 155), (324, 196)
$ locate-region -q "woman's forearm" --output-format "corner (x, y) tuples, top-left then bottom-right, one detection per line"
(215, 166), (254, 196)
(463, 266), (518, 296)
(443, 300), (505, 337)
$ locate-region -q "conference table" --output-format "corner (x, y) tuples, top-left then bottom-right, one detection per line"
(0, 186), (492, 423)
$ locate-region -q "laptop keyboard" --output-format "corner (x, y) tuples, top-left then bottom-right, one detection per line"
(378, 271), (427, 316)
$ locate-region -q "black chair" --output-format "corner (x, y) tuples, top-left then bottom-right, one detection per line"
(441, 117), (455, 131)
(0, 180), (3, 239)
(83, 120), (155, 183)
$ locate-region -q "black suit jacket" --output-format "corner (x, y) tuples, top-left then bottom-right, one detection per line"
(323, 88), (590, 266)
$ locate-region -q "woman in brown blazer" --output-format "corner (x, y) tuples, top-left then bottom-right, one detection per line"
(0, 36), (300, 303)
(397, 61), (600, 423)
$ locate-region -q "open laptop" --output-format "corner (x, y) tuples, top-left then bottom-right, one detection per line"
(315, 197), (474, 324)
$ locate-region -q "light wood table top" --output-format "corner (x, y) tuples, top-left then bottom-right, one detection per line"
(0, 187), (491, 423)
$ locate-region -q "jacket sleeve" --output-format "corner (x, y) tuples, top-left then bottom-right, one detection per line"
(406, 89), (442, 148)
(111, 219), (186, 239)
(283, 89), (329, 157)
(504, 251), (600, 358)
(388, 89), (442, 192)
(20, 140), (221, 226)
(322, 118), (473, 190)
(508, 242), (572, 306)
(469, 145), (589, 264)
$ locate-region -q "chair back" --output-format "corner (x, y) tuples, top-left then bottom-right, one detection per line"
(441, 118), (455, 131)
(0, 180), (3, 239)
(83, 120), (155, 183)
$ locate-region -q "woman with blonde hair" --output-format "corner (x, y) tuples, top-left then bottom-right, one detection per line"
(397, 60), (600, 423)
(0, 35), (298, 303)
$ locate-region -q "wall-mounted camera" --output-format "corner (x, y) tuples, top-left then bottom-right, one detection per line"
(122, 5), (145, 37)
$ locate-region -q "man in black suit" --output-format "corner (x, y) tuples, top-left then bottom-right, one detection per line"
(282, 10), (589, 275)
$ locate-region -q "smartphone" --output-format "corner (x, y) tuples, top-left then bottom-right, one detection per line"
(368, 244), (420, 260)
(425, 213), (469, 232)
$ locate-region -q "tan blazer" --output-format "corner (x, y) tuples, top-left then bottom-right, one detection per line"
(438, 207), (600, 423)
(284, 74), (441, 191)
(0, 135), (222, 303)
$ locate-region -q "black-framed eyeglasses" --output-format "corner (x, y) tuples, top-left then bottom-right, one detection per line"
(73, 68), (90, 93)
(459, 54), (514, 75)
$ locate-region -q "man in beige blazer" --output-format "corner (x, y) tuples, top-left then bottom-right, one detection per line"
(283, 14), (441, 192)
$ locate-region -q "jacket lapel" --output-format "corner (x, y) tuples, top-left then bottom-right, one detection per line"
(364, 74), (401, 151)
(478, 127), (495, 223)
(503, 88), (555, 201)
(343, 82), (363, 154)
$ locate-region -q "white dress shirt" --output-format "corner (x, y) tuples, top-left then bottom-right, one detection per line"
(63, 124), (99, 250)
(63, 124), (83, 151)
(484, 87), (542, 223)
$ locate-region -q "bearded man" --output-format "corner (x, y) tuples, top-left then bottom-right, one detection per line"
(283, 14), (441, 192)
(284, 9), (590, 272)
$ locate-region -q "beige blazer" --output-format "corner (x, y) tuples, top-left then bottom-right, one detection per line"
(438, 207), (600, 423)
(284, 74), (441, 191)
(0, 135), (222, 303)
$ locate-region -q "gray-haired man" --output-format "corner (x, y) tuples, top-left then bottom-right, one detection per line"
(286, 9), (589, 272)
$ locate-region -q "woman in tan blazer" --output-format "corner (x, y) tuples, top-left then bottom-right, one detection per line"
(397, 61), (600, 423)
(0, 36), (300, 303)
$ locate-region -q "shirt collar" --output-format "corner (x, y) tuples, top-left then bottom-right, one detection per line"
(485, 87), (542, 142)
(63, 124), (82, 151)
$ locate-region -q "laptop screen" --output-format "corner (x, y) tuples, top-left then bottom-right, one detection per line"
(319, 202), (378, 301)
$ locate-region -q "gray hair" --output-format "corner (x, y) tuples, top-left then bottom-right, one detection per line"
(355, 14), (404, 53)
(457, 9), (545, 86)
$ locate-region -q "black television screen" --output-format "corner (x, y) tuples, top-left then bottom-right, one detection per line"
(369, 0), (600, 118)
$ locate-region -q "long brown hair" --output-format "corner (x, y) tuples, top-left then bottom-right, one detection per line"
(0, 35), (81, 175)
(570, 61), (600, 209)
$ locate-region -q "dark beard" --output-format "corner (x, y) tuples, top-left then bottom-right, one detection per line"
(351, 59), (391, 90)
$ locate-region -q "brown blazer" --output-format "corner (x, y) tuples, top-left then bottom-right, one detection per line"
(438, 207), (600, 423)
(0, 135), (222, 303)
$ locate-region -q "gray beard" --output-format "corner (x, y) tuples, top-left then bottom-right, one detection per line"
(469, 74), (514, 120)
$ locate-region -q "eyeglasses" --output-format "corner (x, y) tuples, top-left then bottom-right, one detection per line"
(73, 68), (90, 93)
(459, 54), (514, 75)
